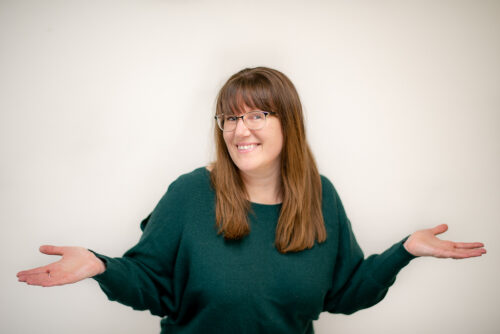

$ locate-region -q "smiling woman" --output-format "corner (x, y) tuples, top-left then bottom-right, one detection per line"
(17, 67), (486, 334)
(211, 67), (324, 251)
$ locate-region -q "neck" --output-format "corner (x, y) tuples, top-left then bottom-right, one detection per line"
(240, 165), (282, 205)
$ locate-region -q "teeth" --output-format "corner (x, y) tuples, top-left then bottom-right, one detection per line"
(238, 144), (256, 150)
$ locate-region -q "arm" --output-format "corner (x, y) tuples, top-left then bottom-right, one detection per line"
(323, 212), (415, 314)
(89, 211), (180, 317)
(323, 182), (486, 315)
(17, 179), (186, 317)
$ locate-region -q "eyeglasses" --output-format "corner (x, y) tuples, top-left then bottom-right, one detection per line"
(214, 111), (276, 132)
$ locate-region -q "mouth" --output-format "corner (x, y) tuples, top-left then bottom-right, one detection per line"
(236, 143), (260, 153)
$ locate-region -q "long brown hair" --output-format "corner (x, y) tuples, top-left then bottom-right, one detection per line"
(211, 67), (326, 253)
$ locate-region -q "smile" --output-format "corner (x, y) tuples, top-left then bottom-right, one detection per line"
(237, 144), (259, 152)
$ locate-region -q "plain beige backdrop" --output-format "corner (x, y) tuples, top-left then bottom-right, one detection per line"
(1, 0), (499, 333)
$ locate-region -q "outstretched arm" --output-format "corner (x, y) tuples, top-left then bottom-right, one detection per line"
(403, 224), (486, 259)
(17, 245), (106, 287)
(322, 176), (487, 315)
(16, 177), (187, 317)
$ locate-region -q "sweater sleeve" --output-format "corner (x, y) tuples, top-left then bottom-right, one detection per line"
(90, 179), (185, 317)
(322, 178), (416, 314)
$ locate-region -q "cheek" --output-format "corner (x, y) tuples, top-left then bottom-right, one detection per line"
(271, 125), (284, 154)
(275, 136), (284, 157)
(222, 132), (233, 148)
(277, 135), (284, 154)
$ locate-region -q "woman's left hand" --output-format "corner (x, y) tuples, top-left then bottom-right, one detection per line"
(403, 224), (486, 259)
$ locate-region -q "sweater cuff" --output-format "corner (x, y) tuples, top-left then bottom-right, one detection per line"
(400, 235), (418, 259)
(372, 236), (417, 286)
(88, 249), (118, 287)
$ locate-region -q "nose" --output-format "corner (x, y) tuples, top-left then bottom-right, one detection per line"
(234, 117), (250, 136)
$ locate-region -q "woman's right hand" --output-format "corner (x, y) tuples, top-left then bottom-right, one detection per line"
(17, 245), (106, 287)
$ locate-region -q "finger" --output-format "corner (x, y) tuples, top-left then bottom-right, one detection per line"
(18, 272), (47, 285)
(17, 271), (43, 282)
(431, 224), (448, 236)
(441, 248), (486, 259)
(39, 245), (65, 256)
(454, 242), (485, 249)
(17, 264), (52, 277)
(19, 271), (65, 287)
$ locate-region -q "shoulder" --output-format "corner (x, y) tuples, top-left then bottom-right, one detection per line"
(162, 166), (213, 205)
(141, 167), (213, 231)
(320, 174), (334, 193)
(320, 174), (339, 203)
(319, 174), (347, 227)
(170, 166), (212, 191)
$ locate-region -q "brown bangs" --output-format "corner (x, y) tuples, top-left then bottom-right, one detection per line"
(217, 74), (277, 116)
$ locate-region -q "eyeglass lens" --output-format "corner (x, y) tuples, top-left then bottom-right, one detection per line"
(218, 111), (267, 131)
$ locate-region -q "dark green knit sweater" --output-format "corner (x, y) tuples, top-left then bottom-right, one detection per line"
(92, 167), (415, 333)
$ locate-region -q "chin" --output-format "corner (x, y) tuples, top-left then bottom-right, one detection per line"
(234, 163), (259, 174)
(236, 162), (276, 176)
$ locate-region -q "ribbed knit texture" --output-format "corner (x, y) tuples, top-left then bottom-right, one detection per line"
(91, 167), (415, 333)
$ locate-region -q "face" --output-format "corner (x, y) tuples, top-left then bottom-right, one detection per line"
(223, 105), (283, 177)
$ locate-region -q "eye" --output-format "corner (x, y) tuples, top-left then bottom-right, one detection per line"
(225, 116), (237, 122)
(248, 112), (264, 120)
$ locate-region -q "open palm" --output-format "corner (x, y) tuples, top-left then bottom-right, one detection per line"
(17, 245), (105, 287)
(404, 224), (486, 259)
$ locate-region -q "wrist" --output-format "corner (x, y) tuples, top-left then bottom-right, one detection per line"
(95, 258), (106, 275)
(89, 251), (106, 276)
(403, 235), (416, 256)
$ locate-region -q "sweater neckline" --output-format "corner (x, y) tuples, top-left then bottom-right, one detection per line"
(202, 166), (283, 208)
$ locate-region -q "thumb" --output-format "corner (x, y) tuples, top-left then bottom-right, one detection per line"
(430, 224), (448, 236)
(39, 245), (64, 256)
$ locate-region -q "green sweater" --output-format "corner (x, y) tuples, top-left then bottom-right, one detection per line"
(92, 167), (415, 333)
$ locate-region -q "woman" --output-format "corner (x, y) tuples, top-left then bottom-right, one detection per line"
(17, 67), (486, 333)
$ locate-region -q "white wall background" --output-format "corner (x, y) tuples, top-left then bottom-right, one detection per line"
(1, 0), (499, 333)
